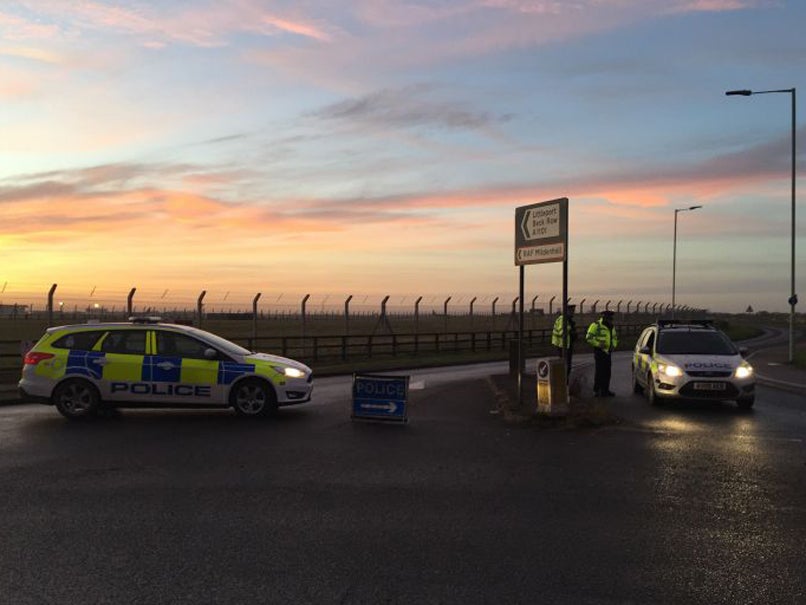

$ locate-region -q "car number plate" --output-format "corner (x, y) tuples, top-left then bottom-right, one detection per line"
(693, 382), (726, 391)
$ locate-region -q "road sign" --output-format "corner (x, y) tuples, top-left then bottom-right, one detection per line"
(352, 374), (409, 423)
(515, 198), (568, 265)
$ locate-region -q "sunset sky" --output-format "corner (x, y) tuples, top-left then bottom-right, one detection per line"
(1, 0), (804, 315)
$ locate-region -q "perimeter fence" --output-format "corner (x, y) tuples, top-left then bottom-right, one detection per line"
(0, 306), (675, 387)
(0, 283), (716, 386)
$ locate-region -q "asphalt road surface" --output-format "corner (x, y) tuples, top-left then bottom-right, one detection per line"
(1, 354), (804, 604)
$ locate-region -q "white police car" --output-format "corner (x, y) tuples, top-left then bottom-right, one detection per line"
(632, 319), (755, 409)
(19, 318), (313, 419)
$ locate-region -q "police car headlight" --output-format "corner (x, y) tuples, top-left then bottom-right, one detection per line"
(735, 364), (753, 379)
(273, 366), (306, 379)
(658, 363), (683, 378)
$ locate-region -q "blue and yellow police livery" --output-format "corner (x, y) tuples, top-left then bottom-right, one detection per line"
(19, 318), (313, 419)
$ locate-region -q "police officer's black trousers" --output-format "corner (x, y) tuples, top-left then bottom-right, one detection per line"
(593, 348), (612, 395)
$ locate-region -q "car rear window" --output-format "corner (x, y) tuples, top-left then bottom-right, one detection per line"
(657, 331), (737, 356)
(51, 331), (105, 351)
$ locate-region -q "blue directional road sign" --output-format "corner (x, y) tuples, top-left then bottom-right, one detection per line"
(352, 374), (409, 423)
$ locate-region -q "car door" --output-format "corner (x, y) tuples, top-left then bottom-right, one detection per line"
(95, 329), (150, 402)
(152, 329), (226, 405)
(633, 328), (655, 388)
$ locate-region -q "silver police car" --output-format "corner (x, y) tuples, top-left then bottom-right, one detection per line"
(632, 319), (755, 409)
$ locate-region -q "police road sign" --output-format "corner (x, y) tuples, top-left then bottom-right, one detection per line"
(515, 198), (568, 265)
(352, 374), (409, 422)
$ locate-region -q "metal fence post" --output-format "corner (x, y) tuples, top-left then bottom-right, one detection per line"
(47, 284), (57, 327)
(127, 288), (136, 317)
(197, 291), (206, 327)
(414, 296), (422, 337)
(344, 295), (353, 335)
(301, 294), (310, 354)
(252, 293), (261, 343)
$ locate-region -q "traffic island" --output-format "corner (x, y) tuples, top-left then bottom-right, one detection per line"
(487, 370), (623, 429)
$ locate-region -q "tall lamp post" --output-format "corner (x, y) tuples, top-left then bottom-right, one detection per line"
(672, 205), (702, 318)
(726, 87), (797, 364)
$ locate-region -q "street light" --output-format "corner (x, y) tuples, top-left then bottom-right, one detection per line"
(672, 205), (702, 318)
(726, 87), (797, 363)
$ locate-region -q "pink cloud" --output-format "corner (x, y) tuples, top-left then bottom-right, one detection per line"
(667, 0), (761, 13)
(7, 0), (340, 49)
(260, 15), (333, 41)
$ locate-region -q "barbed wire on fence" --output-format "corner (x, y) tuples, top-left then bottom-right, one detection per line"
(0, 283), (711, 322)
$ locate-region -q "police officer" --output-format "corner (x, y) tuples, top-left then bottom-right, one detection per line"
(586, 309), (618, 397)
(551, 304), (578, 376)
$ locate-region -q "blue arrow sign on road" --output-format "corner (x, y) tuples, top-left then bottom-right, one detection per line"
(352, 374), (409, 422)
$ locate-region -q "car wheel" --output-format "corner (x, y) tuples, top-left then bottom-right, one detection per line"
(53, 379), (100, 420)
(231, 378), (277, 417)
(646, 372), (660, 406)
(632, 366), (644, 394)
(737, 396), (755, 410)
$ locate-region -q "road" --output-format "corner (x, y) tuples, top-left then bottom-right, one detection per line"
(0, 354), (804, 604)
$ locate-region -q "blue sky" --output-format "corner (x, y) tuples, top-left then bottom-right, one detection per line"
(0, 0), (804, 314)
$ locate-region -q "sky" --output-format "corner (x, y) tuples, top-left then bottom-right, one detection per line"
(1, 0), (804, 315)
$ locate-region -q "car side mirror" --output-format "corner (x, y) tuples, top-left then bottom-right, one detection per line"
(739, 347), (749, 358)
(204, 348), (218, 360)
(639, 346), (651, 355)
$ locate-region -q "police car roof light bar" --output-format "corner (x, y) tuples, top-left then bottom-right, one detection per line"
(657, 318), (714, 329)
(128, 316), (163, 324)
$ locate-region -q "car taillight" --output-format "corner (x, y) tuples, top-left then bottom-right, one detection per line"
(24, 352), (54, 365)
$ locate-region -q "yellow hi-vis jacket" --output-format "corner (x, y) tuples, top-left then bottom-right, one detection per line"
(586, 319), (618, 352)
(551, 315), (576, 349)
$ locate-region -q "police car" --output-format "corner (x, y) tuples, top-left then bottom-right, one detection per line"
(18, 318), (313, 419)
(632, 319), (755, 409)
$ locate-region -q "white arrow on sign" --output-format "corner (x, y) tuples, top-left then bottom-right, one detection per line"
(520, 203), (561, 241)
(360, 401), (398, 413)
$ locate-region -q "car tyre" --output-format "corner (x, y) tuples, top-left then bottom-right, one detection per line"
(53, 378), (100, 420)
(231, 378), (277, 418)
(737, 396), (755, 410)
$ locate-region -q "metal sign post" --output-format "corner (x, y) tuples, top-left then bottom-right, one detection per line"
(514, 198), (569, 407)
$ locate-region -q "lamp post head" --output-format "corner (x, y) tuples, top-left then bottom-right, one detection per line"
(726, 89), (752, 96)
(689, 205), (702, 210)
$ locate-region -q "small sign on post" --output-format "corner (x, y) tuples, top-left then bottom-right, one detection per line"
(352, 374), (409, 423)
(514, 198), (568, 265)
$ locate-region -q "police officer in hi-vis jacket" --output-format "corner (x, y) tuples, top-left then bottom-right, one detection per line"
(586, 309), (618, 397)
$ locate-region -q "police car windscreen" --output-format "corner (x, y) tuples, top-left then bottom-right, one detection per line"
(657, 332), (737, 356)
